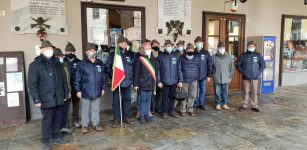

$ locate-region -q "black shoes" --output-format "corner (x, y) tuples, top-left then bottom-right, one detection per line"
(251, 108), (260, 112)
(199, 105), (206, 111)
(239, 107), (260, 112)
(51, 137), (68, 145)
(239, 107), (247, 112)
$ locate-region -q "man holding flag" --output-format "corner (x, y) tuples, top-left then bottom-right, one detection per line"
(133, 40), (159, 124)
(106, 36), (135, 128)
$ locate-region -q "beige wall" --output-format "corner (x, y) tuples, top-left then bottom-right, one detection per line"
(1, 0), (307, 119)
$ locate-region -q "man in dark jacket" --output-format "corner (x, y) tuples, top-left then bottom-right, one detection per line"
(180, 43), (199, 117)
(134, 42), (159, 124)
(176, 40), (185, 57)
(151, 39), (162, 114)
(53, 48), (72, 134)
(74, 43), (106, 133)
(28, 40), (69, 150)
(237, 41), (266, 112)
(106, 36), (135, 128)
(194, 36), (213, 111)
(157, 40), (183, 119)
(63, 42), (82, 128)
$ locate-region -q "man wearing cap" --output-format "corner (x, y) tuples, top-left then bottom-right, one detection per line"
(135, 39), (154, 119)
(157, 39), (183, 119)
(53, 48), (72, 134)
(63, 42), (82, 128)
(151, 39), (163, 114)
(212, 42), (234, 110)
(74, 43), (106, 133)
(180, 43), (200, 116)
(106, 36), (135, 128)
(133, 40), (159, 124)
(194, 36), (213, 111)
(152, 39), (162, 54)
(237, 41), (266, 112)
(28, 40), (69, 149)
(174, 40), (185, 110)
(176, 40), (185, 57)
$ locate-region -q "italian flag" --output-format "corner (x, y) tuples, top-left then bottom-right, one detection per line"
(111, 45), (125, 91)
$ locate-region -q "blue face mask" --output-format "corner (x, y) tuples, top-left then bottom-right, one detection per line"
(248, 47), (255, 52)
(59, 57), (64, 63)
(196, 43), (203, 50)
(177, 47), (184, 52)
(166, 47), (173, 53)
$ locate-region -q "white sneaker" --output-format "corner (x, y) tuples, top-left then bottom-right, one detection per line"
(222, 105), (230, 110)
(74, 122), (81, 128)
(60, 128), (72, 134)
(216, 105), (221, 110)
(149, 112), (154, 117)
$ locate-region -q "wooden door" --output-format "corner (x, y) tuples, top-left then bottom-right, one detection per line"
(203, 12), (245, 95)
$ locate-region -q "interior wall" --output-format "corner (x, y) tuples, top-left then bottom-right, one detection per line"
(1, 0), (307, 119)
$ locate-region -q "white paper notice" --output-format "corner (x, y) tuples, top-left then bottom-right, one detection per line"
(7, 92), (19, 107)
(6, 72), (24, 92)
(6, 57), (18, 72)
(0, 82), (5, 96)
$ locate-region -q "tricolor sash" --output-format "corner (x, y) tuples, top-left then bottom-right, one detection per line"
(139, 56), (156, 95)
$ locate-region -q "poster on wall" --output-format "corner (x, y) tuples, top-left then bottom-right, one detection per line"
(10, 0), (68, 35)
(7, 92), (20, 107)
(157, 0), (192, 35)
(6, 72), (24, 92)
(6, 58), (18, 72)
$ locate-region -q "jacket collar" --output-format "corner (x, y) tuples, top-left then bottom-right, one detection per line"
(85, 57), (100, 64)
(39, 54), (58, 65)
(216, 52), (228, 57)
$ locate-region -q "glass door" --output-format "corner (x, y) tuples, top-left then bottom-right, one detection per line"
(203, 12), (245, 94)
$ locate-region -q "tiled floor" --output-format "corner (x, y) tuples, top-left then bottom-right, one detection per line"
(1, 84), (307, 150)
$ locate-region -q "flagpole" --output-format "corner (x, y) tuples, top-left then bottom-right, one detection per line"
(119, 85), (124, 128)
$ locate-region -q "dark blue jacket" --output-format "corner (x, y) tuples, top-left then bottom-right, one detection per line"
(157, 52), (183, 85)
(133, 54), (159, 91)
(64, 57), (80, 90)
(106, 50), (135, 88)
(236, 51), (266, 80)
(181, 55), (200, 83)
(195, 49), (213, 80)
(73, 58), (107, 99)
(28, 55), (69, 108)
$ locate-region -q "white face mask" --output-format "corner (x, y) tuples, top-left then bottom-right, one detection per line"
(145, 49), (152, 56)
(87, 51), (96, 59)
(43, 49), (53, 58)
(59, 57), (64, 63)
(219, 48), (225, 54)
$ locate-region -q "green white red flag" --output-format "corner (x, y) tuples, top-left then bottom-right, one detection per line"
(111, 44), (125, 91)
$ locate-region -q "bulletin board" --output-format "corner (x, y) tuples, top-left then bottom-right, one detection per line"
(0, 51), (28, 126)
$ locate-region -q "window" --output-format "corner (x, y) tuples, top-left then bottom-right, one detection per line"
(282, 17), (307, 72)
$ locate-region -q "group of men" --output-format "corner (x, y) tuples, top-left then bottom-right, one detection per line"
(28, 36), (265, 150)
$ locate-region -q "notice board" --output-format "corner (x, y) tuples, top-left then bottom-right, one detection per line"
(0, 51), (27, 126)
